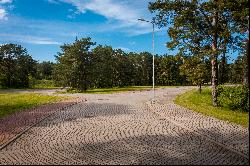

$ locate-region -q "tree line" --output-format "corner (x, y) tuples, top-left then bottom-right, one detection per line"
(0, 40), (247, 91)
(0, 44), (54, 88)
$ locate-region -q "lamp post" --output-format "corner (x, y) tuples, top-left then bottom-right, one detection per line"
(138, 18), (155, 103)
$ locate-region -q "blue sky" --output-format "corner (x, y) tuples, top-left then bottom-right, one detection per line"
(0, 0), (176, 62)
(0, 0), (241, 63)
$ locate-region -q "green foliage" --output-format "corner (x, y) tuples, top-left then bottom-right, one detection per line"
(0, 93), (67, 118)
(125, 52), (153, 86)
(35, 61), (55, 80)
(0, 44), (36, 88)
(29, 79), (56, 89)
(149, 0), (249, 106)
(155, 55), (186, 86)
(91, 46), (152, 88)
(52, 37), (214, 91)
(227, 55), (247, 84)
(53, 37), (96, 92)
(62, 86), (152, 94)
(175, 88), (249, 127)
(180, 56), (210, 88)
(218, 85), (249, 112)
(92, 45), (114, 88)
(53, 38), (155, 90)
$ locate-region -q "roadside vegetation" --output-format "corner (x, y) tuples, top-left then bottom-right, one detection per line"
(57, 86), (180, 94)
(175, 87), (249, 127)
(29, 79), (58, 89)
(0, 93), (67, 118)
(60, 86), (152, 94)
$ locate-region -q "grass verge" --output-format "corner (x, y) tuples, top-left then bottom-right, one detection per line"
(57, 86), (181, 94)
(174, 88), (249, 127)
(58, 86), (152, 94)
(29, 79), (59, 89)
(0, 93), (67, 118)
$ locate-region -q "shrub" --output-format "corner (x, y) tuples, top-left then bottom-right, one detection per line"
(218, 85), (249, 112)
(29, 78), (56, 89)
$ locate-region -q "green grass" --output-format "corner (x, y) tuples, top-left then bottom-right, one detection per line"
(174, 88), (249, 127)
(58, 86), (180, 94)
(60, 86), (152, 94)
(29, 79), (59, 89)
(0, 80), (59, 90)
(0, 93), (67, 118)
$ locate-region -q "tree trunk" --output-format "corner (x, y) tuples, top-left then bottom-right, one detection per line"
(243, 38), (249, 85)
(211, 5), (219, 107)
(83, 73), (87, 92)
(220, 51), (226, 84)
(220, 40), (227, 85)
(211, 56), (218, 106)
(199, 84), (202, 94)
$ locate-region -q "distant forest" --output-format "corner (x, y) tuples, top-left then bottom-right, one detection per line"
(0, 39), (247, 91)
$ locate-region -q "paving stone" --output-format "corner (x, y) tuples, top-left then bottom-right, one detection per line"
(0, 87), (248, 165)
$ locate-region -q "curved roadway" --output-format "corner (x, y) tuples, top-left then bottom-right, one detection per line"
(0, 87), (249, 165)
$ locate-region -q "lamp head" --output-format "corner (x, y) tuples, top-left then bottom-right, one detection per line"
(138, 18), (146, 21)
(138, 18), (150, 22)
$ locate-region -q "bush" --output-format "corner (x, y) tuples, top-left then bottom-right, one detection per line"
(218, 85), (249, 112)
(29, 78), (56, 89)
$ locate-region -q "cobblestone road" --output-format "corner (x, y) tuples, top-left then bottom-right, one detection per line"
(0, 87), (249, 165)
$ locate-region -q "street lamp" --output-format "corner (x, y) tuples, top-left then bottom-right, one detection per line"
(138, 18), (155, 103)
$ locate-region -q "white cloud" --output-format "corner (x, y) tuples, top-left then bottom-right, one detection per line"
(47, 0), (59, 4)
(115, 46), (131, 52)
(1, 17), (99, 39)
(27, 38), (61, 45)
(0, 33), (61, 45)
(48, 0), (153, 35)
(0, 8), (7, 20)
(83, 0), (139, 25)
(0, 0), (12, 20)
(0, 0), (12, 4)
